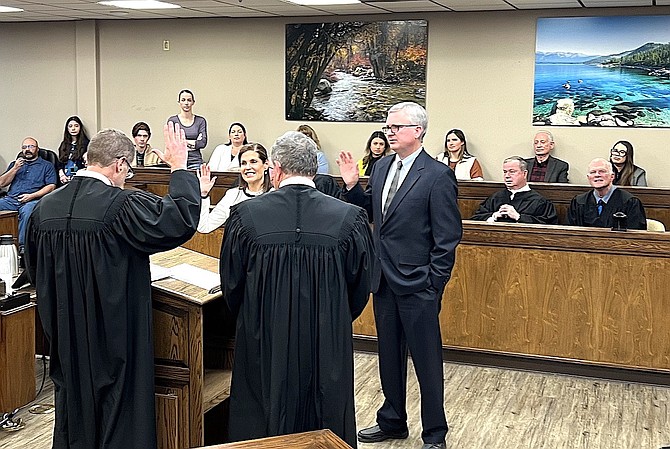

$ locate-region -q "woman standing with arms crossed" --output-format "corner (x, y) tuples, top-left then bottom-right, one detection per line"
(167, 89), (207, 169)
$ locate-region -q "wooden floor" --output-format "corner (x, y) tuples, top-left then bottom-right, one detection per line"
(2, 353), (669, 448)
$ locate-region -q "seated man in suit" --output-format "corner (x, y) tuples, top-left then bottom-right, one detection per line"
(525, 130), (569, 183)
(471, 156), (557, 224)
(568, 158), (646, 230)
(0, 137), (57, 249)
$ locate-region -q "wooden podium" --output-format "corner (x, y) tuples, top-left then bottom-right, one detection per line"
(150, 247), (232, 449)
(0, 303), (36, 413)
(197, 429), (352, 449)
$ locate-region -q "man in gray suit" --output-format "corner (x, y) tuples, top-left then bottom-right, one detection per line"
(525, 130), (569, 183)
(337, 102), (462, 449)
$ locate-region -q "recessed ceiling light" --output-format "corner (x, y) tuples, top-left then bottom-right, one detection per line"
(98, 1), (181, 9)
(0, 6), (24, 12)
(283, 0), (360, 4)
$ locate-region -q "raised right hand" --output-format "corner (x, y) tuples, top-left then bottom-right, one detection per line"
(336, 151), (359, 190)
(197, 164), (216, 197)
(163, 122), (188, 171)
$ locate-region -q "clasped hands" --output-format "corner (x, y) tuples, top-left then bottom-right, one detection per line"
(489, 204), (520, 222)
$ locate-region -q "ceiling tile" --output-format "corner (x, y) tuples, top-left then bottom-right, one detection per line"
(432, 0), (513, 10)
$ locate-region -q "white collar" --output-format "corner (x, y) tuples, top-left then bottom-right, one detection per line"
(507, 184), (531, 195)
(75, 169), (114, 186)
(279, 176), (316, 188)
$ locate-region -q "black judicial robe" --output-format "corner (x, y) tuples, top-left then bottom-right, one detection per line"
(25, 171), (200, 449)
(220, 184), (373, 448)
(470, 189), (558, 224)
(568, 187), (646, 230)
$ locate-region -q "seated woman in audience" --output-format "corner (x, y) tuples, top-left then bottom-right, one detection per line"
(357, 131), (391, 176)
(609, 140), (647, 187)
(131, 122), (162, 167)
(167, 89), (207, 169)
(297, 124), (329, 174)
(197, 143), (271, 233)
(57, 115), (89, 184)
(435, 128), (484, 180)
(208, 122), (248, 171)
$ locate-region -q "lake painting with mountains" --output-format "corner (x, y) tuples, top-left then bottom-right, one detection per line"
(533, 15), (670, 128)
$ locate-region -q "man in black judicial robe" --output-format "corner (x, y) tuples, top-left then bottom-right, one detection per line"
(568, 158), (646, 230)
(471, 156), (558, 224)
(220, 131), (373, 448)
(25, 124), (200, 449)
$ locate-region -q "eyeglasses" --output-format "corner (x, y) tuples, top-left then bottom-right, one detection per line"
(21, 144), (37, 150)
(381, 124), (418, 134)
(117, 157), (134, 179)
(610, 148), (627, 156)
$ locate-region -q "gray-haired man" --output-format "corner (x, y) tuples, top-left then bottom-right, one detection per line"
(220, 131), (373, 447)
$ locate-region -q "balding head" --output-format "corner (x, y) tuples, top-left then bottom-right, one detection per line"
(21, 137), (39, 160)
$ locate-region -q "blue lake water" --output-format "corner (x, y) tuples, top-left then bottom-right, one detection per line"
(533, 63), (670, 127)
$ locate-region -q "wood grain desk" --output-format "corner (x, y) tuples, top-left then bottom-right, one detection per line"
(0, 303), (35, 412)
(354, 220), (670, 380)
(197, 429), (351, 449)
(150, 247), (231, 449)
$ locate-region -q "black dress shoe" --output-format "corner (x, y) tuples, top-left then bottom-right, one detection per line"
(421, 443), (446, 449)
(357, 424), (409, 443)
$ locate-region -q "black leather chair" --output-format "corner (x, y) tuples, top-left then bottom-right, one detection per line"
(0, 148), (60, 197)
(13, 148), (58, 169)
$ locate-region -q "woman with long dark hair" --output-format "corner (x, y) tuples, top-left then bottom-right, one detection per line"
(197, 143), (271, 233)
(357, 131), (391, 176)
(208, 122), (249, 171)
(57, 115), (89, 184)
(436, 128), (484, 180)
(610, 140), (647, 186)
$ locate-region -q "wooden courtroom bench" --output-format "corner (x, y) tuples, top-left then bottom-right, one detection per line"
(127, 167), (670, 229)
(354, 220), (670, 383)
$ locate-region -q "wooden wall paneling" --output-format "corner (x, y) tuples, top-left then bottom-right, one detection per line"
(0, 304), (36, 412)
(183, 229), (224, 259)
(155, 390), (180, 449)
(0, 211), (19, 244)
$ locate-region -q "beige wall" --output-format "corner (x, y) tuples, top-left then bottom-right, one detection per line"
(2, 7), (670, 186)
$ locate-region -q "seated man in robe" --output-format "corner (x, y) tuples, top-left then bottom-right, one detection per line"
(471, 156), (557, 224)
(525, 130), (569, 183)
(0, 137), (56, 249)
(568, 158), (646, 230)
(219, 131), (373, 448)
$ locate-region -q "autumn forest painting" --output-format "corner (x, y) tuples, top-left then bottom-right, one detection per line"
(286, 20), (428, 122)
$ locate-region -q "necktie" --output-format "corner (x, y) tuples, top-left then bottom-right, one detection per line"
(382, 160), (403, 218)
(597, 199), (605, 216)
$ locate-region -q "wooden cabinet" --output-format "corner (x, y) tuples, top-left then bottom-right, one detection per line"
(151, 247), (232, 448)
(0, 303), (35, 412)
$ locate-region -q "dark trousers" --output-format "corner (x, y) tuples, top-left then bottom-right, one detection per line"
(373, 275), (448, 444)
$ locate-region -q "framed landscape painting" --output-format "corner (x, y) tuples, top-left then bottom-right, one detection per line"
(533, 15), (670, 128)
(286, 20), (428, 122)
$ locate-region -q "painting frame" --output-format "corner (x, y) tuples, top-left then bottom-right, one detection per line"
(285, 19), (428, 123)
(533, 15), (670, 128)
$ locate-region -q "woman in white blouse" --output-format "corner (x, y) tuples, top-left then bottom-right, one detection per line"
(208, 122), (248, 172)
(197, 143), (271, 233)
